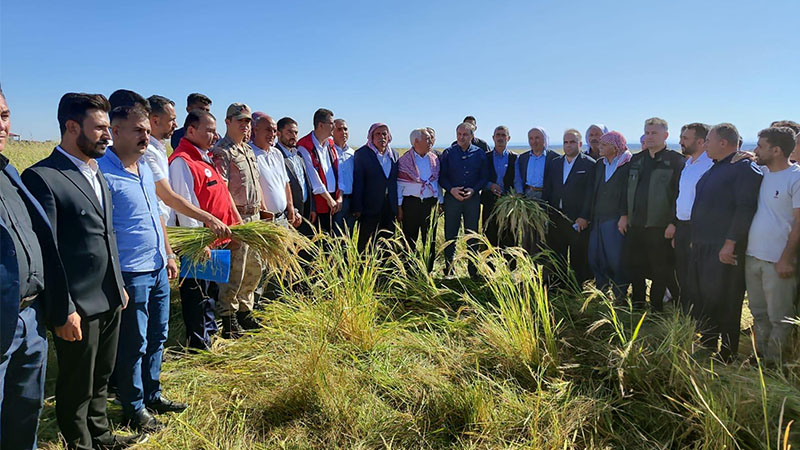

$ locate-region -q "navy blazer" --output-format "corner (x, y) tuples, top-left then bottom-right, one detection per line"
(351, 145), (398, 217)
(543, 153), (596, 221)
(22, 149), (126, 321)
(1, 161), (70, 353)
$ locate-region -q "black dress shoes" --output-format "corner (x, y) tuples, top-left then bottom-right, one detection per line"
(146, 396), (189, 414)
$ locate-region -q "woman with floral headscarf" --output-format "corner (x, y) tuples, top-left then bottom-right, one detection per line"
(351, 123), (399, 252)
(588, 131), (633, 303)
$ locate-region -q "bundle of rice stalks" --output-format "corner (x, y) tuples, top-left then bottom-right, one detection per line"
(488, 193), (551, 246)
(167, 221), (310, 278)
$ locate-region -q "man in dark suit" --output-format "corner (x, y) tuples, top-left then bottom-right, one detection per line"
(276, 116), (315, 237)
(0, 87), (69, 449)
(352, 123), (399, 252)
(22, 93), (141, 450)
(543, 129), (596, 283)
(481, 125), (517, 247)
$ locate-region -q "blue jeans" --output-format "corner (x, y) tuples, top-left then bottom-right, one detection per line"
(443, 193), (481, 275)
(588, 218), (629, 300)
(0, 303), (47, 450)
(117, 268), (170, 416)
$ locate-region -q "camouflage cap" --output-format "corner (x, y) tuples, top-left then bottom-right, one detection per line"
(226, 102), (252, 120)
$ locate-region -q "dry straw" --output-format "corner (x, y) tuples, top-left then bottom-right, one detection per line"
(167, 221), (310, 278)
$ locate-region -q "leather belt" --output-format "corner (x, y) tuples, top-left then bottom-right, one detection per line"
(261, 210), (285, 222)
(525, 185), (544, 192)
(20, 293), (39, 311)
(237, 204), (258, 215)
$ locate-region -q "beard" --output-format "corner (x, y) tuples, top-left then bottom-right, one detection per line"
(77, 129), (109, 159)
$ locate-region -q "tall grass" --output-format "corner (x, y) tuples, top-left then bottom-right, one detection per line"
(36, 221), (800, 449)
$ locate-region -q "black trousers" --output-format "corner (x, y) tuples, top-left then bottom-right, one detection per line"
(547, 214), (591, 283)
(357, 198), (396, 253)
(54, 307), (121, 450)
(625, 225), (679, 311)
(482, 196), (515, 248)
(687, 242), (746, 361)
(674, 220), (692, 314)
(179, 278), (218, 350)
(401, 196), (438, 271)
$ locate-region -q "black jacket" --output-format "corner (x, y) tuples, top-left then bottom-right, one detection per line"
(543, 153), (596, 221)
(351, 145), (398, 217)
(277, 143), (314, 218)
(481, 150), (517, 205)
(21, 149), (126, 320)
(590, 158), (631, 222)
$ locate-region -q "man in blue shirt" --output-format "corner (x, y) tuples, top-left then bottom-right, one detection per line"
(439, 122), (489, 276)
(481, 125), (517, 248)
(99, 105), (186, 433)
(688, 123), (762, 362)
(333, 118), (356, 235)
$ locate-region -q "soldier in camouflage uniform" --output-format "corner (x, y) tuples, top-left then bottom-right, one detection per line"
(211, 103), (266, 338)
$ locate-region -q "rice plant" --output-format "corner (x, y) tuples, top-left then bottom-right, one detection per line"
(487, 193), (551, 246)
(166, 221), (310, 278)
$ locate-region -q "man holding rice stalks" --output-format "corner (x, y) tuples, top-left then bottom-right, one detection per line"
(211, 103), (266, 337)
(99, 104), (186, 433)
(168, 110), (240, 347)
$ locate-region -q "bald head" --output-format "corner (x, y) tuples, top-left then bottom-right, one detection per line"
(252, 113), (277, 149)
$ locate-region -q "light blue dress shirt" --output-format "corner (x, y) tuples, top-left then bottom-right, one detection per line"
(337, 145), (355, 194)
(98, 148), (165, 272)
(489, 149), (509, 191)
(526, 150), (548, 188)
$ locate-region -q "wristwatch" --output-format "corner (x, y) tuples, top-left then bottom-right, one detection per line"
(166, 254), (178, 260)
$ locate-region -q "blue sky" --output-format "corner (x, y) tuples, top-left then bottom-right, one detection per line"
(1, 0), (798, 147)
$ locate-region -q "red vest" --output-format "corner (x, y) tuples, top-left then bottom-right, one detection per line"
(168, 138), (238, 227)
(297, 132), (340, 214)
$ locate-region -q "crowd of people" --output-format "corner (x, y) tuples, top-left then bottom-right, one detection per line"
(1, 85), (799, 449)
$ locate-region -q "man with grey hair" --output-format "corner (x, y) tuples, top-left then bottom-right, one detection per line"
(397, 128), (441, 271)
(481, 125), (517, 247)
(333, 118), (356, 235)
(439, 122), (488, 276)
(250, 112), (297, 226)
(585, 124), (608, 160)
(619, 117), (684, 312)
(688, 123), (762, 362)
(450, 116), (490, 152)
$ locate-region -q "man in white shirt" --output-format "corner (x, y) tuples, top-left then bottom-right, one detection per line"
(333, 118), (356, 235)
(673, 123), (713, 313)
(397, 128), (442, 271)
(250, 112), (296, 227)
(297, 108), (341, 233)
(745, 126), (800, 365)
